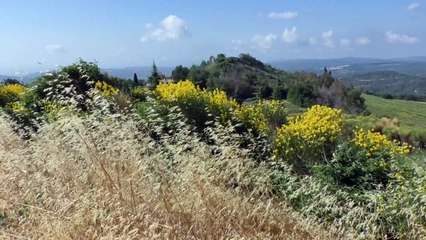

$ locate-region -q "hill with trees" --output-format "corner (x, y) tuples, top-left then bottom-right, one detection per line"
(179, 53), (365, 114)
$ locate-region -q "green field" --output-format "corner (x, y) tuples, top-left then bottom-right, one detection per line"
(363, 94), (426, 132)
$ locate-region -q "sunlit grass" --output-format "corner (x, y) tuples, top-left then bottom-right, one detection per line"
(0, 111), (327, 239)
(363, 94), (426, 130)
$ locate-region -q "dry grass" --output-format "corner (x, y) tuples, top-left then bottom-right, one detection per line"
(0, 112), (331, 239)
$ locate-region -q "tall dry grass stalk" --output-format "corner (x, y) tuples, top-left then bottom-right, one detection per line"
(0, 111), (331, 239)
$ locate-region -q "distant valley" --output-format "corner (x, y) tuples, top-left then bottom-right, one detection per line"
(269, 57), (426, 77)
(2, 57), (426, 97)
(270, 57), (426, 96)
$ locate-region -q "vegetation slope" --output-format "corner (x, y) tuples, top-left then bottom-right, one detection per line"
(1, 58), (426, 239)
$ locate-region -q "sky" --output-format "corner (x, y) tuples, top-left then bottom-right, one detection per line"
(0, 0), (425, 75)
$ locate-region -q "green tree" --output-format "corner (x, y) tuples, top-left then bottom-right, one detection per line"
(321, 67), (334, 87)
(147, 62), (164, 90)
(1, 78), (23, 85)
(133, 73), (139, 85)
(345, 88), (366, 114)
(256, 81), (273, 99)
(216, 53), (226, 63)
(272, 84), (288, 100)
(188, 65), (209, 89)
(171, 65), (189, 82)
(287, 84), (315, 107)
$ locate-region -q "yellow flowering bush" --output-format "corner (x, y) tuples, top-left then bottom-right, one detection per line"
(94, 81), (119, 97)
(256, 100), (289, 131)
(0, 84), (26, 95)
(353, 128), (411, 158)
(155, 80), (198, 101)
(205, 89), (239, 124)
(0, 84), (26, 107)
(318, 129), (412, 189)
(130, 86), (149, 101)
(6, 101), (27, 113)
(274, 105), (343, 172)
(235, 104), (268, 133)
(155, 80), (238, 128)
(156, 81), (292, 134)
(234, 100), (289, 135)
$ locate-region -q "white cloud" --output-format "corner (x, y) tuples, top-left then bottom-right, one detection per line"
(45, 44), (65, 54)
(322, 30), (334, 48)
(356, 37), (370, 45)
(252, 34), (277, 49)
(308, 37), (316, 45)
(407, 2), (420, 10)
(141, 15), (189, 42)
(282, 26), (298, 43)
(267, 11), (298, 20)
(385, 31), (419, 44)
(340, 38), (351, 47)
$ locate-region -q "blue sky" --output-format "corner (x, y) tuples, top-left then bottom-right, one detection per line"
(0, 0), (425, 75)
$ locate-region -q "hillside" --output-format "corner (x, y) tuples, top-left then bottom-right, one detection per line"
(186, 54), (365, 113)
(270, 57), (426, 98)
(364, 94), (426, 131)
(2, 60), (426, 238)
(188, 53), (288, 100)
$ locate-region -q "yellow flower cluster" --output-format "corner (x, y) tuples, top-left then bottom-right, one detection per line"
(130, 86), (149, 100)
(156, 81), (292, 134)
(7, 101), (27, 113)
(38, 99), (64, 122)
(274, 105), (343, 160)
(352, 128), (411, 157)
(257, 100), (289, 130)
(205, 89), (239, 123)
(0, 84), (26, 107)
(94, 81), (118, 97)
(236, 103), (268, 133)
(257, 100), (283, 116)
(0, 84), (26, 96)
(155, 80), (198, 101)
(155, 80), (239, 124)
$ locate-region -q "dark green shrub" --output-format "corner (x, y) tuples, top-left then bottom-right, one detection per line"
(316, 141), (392, 189)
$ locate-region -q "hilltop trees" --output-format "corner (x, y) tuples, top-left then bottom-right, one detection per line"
(188, 66), (209, 89)
(171, 65), (189, 82)
(182, 55), (366, 113)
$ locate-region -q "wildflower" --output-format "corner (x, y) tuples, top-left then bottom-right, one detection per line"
(352, 128), (412, 158)
(155, 80), (238, 126)
(274, 105), (343, 169)
(0, 84), (26, 106)
(94, 81), (118, 97)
